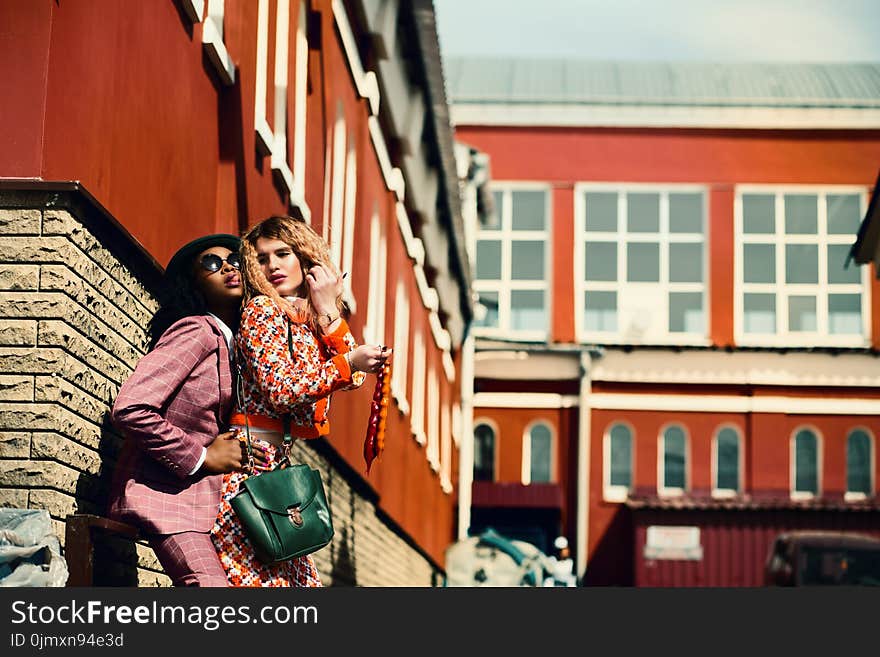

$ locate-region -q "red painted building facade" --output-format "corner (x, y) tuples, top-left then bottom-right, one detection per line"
(0, 0), (469, 584)
(448, 58), (880, 585)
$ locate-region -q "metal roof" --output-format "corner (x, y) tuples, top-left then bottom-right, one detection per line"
(444, 57), (880, 108)
(625, 494), (880, 512)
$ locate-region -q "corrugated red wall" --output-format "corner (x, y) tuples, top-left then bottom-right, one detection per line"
(631, 510), (880, 587)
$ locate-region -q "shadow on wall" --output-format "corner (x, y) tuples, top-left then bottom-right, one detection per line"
(326, 470), (358, 586)
(70, 411), (140, 586)
(581, 506), (634, 586)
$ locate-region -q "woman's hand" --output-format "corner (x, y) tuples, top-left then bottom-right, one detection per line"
(304, 263), (343, 317)
(202, 431), (269, 473)
(348, 344), (391, 374)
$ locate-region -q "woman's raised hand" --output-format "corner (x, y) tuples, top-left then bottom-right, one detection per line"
(349, 344), (392, 374)
(304, 263), (343, 316)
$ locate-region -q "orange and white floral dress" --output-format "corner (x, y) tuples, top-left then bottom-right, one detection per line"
(210, 295), (365, 587)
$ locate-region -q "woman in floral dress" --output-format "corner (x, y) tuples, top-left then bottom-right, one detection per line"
(210, 215), (390, 586)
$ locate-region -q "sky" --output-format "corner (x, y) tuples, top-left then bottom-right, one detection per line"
(433, 0), (880, 63)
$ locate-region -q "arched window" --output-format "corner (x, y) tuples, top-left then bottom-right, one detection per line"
(604, 423), (633, 502)
(526, 423), (553, 484)
(473, 423), (496, 482)
(660, 425), (687, 494)
(847, 429), (873, 498)
(714, 427), (741, 494)
(793, 429), (819, 496)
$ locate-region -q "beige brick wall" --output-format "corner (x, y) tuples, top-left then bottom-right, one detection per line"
(0, 199), (437, 587)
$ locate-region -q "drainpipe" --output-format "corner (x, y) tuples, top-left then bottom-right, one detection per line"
(458, 331), (475, 540)
(576, 350), (593, 581)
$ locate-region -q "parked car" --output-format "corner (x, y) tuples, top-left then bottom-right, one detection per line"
(764, 531), (880, 586)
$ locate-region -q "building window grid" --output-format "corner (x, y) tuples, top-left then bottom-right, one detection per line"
(472, 184), (551, 340)
(735, 186), (869, 346)
(575, 184), (708, 345)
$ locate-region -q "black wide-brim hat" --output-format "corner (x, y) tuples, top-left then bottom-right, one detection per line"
(164, 233), (241, 281)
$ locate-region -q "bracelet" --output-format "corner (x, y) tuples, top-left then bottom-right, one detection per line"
(318, 312), (339, 328)
(345, 351), (356, 372)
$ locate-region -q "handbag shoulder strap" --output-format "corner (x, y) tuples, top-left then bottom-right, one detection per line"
(237, 318), (295, 473)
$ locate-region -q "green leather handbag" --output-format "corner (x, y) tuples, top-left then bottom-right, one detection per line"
(229, 320), (334, 565)
(230, 456), (334, 564)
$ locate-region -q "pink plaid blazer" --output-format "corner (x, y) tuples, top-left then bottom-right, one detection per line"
(108, 315), (233, 534)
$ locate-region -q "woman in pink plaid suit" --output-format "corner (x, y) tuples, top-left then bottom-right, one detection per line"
(108, 234), (268, 587)
(210, 215), (390, 586)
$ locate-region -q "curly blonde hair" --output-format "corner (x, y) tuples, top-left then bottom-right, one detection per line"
(240, 215), (343, 333)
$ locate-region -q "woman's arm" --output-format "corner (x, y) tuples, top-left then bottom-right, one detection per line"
(318, 318), (366, 389)
(239, 297), (358, 411)
(110, 317), (214, 479)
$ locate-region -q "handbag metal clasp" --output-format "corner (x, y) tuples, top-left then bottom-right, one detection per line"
(287, 505), (303, 527)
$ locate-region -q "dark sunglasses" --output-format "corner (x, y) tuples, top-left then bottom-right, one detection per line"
(199, 252), (241, 273)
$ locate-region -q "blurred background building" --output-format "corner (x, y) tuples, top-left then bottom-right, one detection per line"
(448, 57), (880, 586)
(0, 0), (470, 586)
(2, 0), (879, 588)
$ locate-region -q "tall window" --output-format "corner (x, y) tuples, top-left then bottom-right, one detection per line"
(472, 186), (550, 339)
(363, 209), (387, 345)
(792, 429), (820, 497)
(327, 105), (347, 261)
(427, 367), (440, 471)
(523, 422), (553, 485)
(576, 186), (707, 343)
(737, 188), (867, 346)
(713, 427), (741, 495)
(660, 425), (687, 495)
(410, 330), (426, 445)
(440, 402), (452, 493)
(390, 280), (410, 415)
(846, 429), (873, 499)
(604, 423), (633, 502)
(473, 423), (496, 482)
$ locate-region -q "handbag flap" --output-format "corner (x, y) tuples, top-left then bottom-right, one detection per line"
(239, 465), (321, 514)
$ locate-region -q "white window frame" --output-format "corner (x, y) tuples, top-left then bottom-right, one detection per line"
(658, 423), (689, 497)
(327, 104), (346, 261)
(291, 0), (309, 214)
(452, 403), (462, 448)
(603, 421), (635, 502)
(254, 0), (295, 193)
(734, 185), (870, 348)
(790, 426), (822, 500)
(410, 330), (426, 445)
(390, 280), (410, 416)
(427, 366), (440, 472)
(711, 425), (743, 498)
(521, 420), (555, 485)
(473, 418), (499, 483)
(363, 208), (387, 345)
(440, 400), (453, 493)
(845, 427), (875, 501)
(574, 183), (710, 346)
(471, 182), (551, 341)
(341, 138), (357, 307)
(203, 0), (235, 85)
